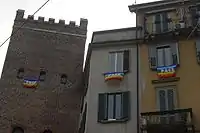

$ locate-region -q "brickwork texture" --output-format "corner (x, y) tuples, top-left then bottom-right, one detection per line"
(0, 9), (88, 133)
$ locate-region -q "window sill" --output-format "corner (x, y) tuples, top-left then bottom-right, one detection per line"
(152, 77), (180, 84)
(98, 118), (129, 124)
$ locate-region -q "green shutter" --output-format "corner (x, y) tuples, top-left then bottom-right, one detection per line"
(155, 14), (161, 33)
(98, 93), (107, 122)
(162, 13), (168, 32)
(123, 50), (130, 73)
(148, 44), (157, 70)
(196, 39), (200, 64)
(170, 42), (180, 65)
(122, 91), (130, 120)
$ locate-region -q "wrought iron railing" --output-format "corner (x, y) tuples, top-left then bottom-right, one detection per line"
(140, 108), (195, 133)
(140, 108), (193, 126)
(145, 21), (187, 34)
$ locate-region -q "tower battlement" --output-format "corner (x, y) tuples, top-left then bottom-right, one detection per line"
(14, 9), (88, 35)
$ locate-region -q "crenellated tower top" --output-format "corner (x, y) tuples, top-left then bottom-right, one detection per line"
(14, 9), (88, 35)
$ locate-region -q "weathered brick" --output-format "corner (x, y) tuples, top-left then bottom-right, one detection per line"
(0, 9), (87, 133)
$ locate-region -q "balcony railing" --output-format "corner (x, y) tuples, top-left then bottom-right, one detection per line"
(145, 21), (186, 34)
(140, 108), (194, 133)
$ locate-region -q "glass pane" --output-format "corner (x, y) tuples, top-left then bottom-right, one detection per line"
(164, 47), (172, 66)
(167, 89), (174, 110)
(108, 94), (114, 119)
(157, 48), (164, 67)
(116, 52), (123, 72)
(115, 94), (122, 119)
(109, 53), (116, 72)
(159, 90), (166, 111)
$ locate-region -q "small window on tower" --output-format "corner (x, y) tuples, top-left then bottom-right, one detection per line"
(12, 127), (24, 133)
(60, 74), (67, 84)
(39, 70), (46, 81)
(17, 68), (24, 79)
(43, 129), (52, 133)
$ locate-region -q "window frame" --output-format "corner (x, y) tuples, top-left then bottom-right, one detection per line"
(156, 86), (177, 111)
(17, 68), (25, 79)
(156, 45), (172, 67)
(154, 13), (169, 33)
(39, 70), (46, 81)
(98, 91), (130, 123)
(109, 51), (124, 72)
(106, 93), (123, 120)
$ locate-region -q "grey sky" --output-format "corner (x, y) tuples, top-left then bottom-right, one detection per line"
(0, 0), (158, 76)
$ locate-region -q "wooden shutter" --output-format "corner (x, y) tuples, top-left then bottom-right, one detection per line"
(167, 89), (175, 110)
(195, 39), (200, 64)
(171, 42), (180, 65)
(155, 14), (161, 33)
(162, 13), (168, 32)
(158, 90), (167, 111)
(123, 50), (130, 73)
(98, 93), (107, 122)
(148, 45), (157, 70)
(122, 91), (130, 121)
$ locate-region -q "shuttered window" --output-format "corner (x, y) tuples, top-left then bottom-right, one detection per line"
(98, 91), (130, 123)
(154, 13), (169, 33)
(109, 50), (130, 73)
(157, 46), (172, 67)
(157, 88), (176, 111)
(148, 43), (180, 70)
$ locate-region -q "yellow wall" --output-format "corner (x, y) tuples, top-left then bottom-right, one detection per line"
(140, 39), (200, 129)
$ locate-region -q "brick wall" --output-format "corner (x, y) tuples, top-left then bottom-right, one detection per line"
(0, 9), (88, 133)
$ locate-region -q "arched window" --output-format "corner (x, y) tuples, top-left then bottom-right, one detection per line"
(39, 70), (46, 81)
(43, 129), (52, 133)
(60, 74), (67, 84)
(12, 127), (24, 133)
(17, 68), (24, 79)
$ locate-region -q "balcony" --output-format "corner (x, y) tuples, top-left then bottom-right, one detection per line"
(145, 21), (187, 35)
(140, 108), (195, 133)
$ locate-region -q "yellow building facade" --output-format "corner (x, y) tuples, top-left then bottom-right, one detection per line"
(129, 0), (200, 133)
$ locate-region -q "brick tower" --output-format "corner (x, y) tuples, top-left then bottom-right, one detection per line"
(0, 9), (88, 133)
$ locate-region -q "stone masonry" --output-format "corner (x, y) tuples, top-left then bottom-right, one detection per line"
(0, 9), (88, 133)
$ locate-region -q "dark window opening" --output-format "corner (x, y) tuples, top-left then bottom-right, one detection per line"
(43, 129), (52, 133)
(17, 68), (24, 79)
(12, 127), (24, 133)
(39, 70), (46, 81)
(60, 74), (68, 84)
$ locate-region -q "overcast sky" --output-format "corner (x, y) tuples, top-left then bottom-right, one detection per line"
(0, 0), (158, 76)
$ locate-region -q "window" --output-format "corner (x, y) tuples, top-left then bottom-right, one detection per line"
(39, 70), (46, 81)
(154, 13), (169, 33)
(157, 87), (176, 111)
(148, 43), (179, 70)
(60, 74), (67, 84)
(12, 127), (24, 133)
(157, 46), (172, 67)
(17, 68), (24, 79)
(98, 91), (130, 123)
(109, 50), (129, 73)
(43, 129), (52, 133)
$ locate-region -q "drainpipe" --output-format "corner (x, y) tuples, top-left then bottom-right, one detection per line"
(135, 12), (140, 133)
